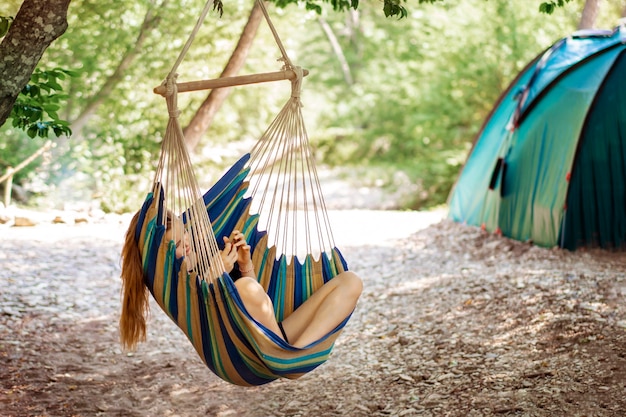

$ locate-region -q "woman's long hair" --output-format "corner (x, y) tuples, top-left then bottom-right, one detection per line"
(119, 211), (149, 351)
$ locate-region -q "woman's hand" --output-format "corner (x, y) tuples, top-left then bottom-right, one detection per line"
(230, 230), (254, 275)
(220, 237), (238, 273)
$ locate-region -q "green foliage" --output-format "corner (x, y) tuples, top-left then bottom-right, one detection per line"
(383, 1), (408, 19)
(0, 15), (12, 37)
(271, 0), (574, 19)
(213, 0), (224, 16)
(384, 1), (448, 19)
(0, 129), (47, 185)
(301, 0), (585, 209)
(275, 0), (357, 15)
(2, 0), (621, 212)
(2, 13), (73, 139)
(29, 0), (264, 211)
(540, 0), (574, 14)
(10, 68), (75, 138)
(0, 11), (62, 188)
(270, 0), (418, 18)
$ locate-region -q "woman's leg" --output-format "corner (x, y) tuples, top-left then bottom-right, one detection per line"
(234, 272), (363, 347)
(234, 277), (284, 338)
(281, 271), (362, 348)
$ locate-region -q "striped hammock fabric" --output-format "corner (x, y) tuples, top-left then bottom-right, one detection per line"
(134, 154), (351, 386)
(132, 0), (356, 385)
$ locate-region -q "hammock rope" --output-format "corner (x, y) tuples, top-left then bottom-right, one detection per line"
(256, 0), (294, 70)
(133, 0), (351, 386)
(246, 66), (336, 259)
(166, 0), (216, 81)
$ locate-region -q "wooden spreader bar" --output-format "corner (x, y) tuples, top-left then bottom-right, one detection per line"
(154, 69), (309, 96)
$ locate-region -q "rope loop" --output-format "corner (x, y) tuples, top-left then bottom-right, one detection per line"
(258, 0), (293, 68)
(290, 66), (303, 99)
(164, 74), (181, 118)
(165, 73), (179, 98)
(278, 56), (288, 71)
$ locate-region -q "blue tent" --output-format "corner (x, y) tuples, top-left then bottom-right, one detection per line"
(448, 24), (626, 250)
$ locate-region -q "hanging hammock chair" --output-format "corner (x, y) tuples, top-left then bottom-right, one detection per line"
(132, 0), (353, 386)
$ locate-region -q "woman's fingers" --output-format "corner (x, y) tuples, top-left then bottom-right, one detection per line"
(223, 236), (236, 252)
(229, 231), (249, 250)
(226, 231), (251, 263)
(237, 244), (252, 264)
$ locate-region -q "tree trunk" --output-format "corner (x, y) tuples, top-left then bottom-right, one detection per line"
(578, 0), (601, 30)
(182, 1), (264, 152)
(318, 17), (353, 85)
(70, 1), (166, 140)
(0, 0), (71, 128)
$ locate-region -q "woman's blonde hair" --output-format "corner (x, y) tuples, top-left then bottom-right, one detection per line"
(119, 211), (149, 351)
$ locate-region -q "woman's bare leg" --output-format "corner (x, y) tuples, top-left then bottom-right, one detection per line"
(235, 272), (363, 347)
(281, 271), (362, 348)
(234, 277), (283, 338)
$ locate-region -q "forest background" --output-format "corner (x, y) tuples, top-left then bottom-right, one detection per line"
(1, 0), (625, 215)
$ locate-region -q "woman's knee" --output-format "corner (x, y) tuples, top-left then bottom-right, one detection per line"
(337, 271), (363, 298)
(235, 277), (274, 311)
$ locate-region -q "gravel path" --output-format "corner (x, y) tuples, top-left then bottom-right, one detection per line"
(1, 209), (626, 417)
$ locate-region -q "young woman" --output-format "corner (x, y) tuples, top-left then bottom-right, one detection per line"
(119, 210), (362, 351)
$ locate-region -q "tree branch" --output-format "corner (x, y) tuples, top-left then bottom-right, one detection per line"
(69, 0), (167, 139)
(182, 1), (265, 151)
(317, 16), (353, 86)
(0, 0), (71, 128)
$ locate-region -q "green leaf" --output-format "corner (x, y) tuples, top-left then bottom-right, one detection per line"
(382, 0), (407, 19)
(64, 69), (80, 78)
(36, 122), (49, 138)
(43, 103), (61, 113)
(539, 1), (572, 14)
(38, 83), (51, 93)
(45, 79), (63, 91)
(0, 18), (9, 38)
(29, 85), (41, 97)
(27, 125), (38, 139)
(539, 3), (554, 14)
(52, 124), (72, 137)
(305, 3), (323, 14)
(27, 107), (43, 122)
(49, 69), (66, 80)
(212, 0), (223, 16)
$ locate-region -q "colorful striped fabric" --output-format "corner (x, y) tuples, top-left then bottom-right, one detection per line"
(134, 154), (352, 386)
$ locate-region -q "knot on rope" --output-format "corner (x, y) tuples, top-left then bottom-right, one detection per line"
(169, 108), (181, 118)
(290, 66), (303, 99)
(165, 73), (179, 97)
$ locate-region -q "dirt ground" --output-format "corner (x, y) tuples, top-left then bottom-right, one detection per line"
(1, 211), (625, 417)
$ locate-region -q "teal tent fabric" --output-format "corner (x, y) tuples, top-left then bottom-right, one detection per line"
(448, 25), (626, 250)
(562, 50), (626, 249)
